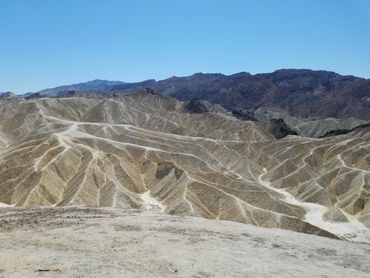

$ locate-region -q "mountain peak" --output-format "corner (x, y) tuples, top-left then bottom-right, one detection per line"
(0, 92), (19, 100)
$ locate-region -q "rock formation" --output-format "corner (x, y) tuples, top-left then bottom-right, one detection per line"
(0, 92), (369, 241)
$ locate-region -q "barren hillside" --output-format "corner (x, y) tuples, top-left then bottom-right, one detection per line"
(0, 93), (369, 241)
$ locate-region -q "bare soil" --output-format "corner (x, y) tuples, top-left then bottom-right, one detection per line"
(0, 207), (369, 278)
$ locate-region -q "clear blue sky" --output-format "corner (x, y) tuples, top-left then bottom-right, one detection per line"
(1, 0), (369, 93)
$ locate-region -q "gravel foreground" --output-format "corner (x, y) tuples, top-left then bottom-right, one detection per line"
(0, 207), (369, 278)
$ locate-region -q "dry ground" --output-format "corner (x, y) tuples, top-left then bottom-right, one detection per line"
(0, 207), (369, 278)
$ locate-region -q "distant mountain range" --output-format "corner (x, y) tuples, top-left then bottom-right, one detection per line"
(34, 79), (125, 97)
(30, 69), (370, 121)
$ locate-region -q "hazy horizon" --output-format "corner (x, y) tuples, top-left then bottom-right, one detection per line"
(3, 67), (370, 95)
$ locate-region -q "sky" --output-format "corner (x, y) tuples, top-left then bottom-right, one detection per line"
(1, 0), (370, 93)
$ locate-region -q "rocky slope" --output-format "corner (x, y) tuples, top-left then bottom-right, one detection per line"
(0, 93), (369, 241)
(254, 107), (368, 138)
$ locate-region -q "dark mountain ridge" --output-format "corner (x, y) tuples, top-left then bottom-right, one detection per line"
(31, 69), (370, 120)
